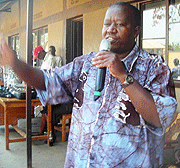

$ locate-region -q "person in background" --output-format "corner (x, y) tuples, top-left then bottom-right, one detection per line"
(172, 58), (180, 79)
(40, 46), (62, 71)
(48, 45), (62, 67)
(33, 45), (62, 143)
(33, 46), (45, 67)
(0, 2), (177, 167)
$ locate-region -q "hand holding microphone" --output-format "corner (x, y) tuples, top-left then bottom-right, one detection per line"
(94, 39), (111, 101)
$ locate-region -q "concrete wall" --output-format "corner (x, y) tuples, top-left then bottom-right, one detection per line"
(83, 7), (107, 54)
(48, 21), (64, 64)
(0, 0), (180, 140)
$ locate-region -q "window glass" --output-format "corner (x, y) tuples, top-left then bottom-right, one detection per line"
(33, 31), (38, 49)
(9, 35), (20, 58)
(32, 27), (48, 67)
(142, 1), (166, 58)
(169, 0), (180, 80)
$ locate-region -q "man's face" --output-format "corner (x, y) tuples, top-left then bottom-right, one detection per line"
(102, 6), (140, 54)
(49, 47), (55, 56)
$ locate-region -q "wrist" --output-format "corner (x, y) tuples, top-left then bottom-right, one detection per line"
(120, 74), (134, 89)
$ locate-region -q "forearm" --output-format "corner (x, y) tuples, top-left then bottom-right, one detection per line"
(0, 35), (46, 90)
(12, 58), (46, 90)
(125, 80), (161, 127)
(117, 74), (161, 128)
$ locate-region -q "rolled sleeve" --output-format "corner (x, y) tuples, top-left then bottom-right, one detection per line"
(142, 56), (177, 135)
(36, 70), (52, 106)
(36, 54), (87, 106)
(146, 92), (177, 136)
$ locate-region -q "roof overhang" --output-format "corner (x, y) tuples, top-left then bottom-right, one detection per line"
(0, 0), (17, 13)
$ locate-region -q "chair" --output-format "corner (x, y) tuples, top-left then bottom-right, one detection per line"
(52, 103), (73, 142)
(54, 113), (72, 141)
(164, 140), (178, 149)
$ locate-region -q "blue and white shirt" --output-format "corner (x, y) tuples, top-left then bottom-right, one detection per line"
(37, 45), (177, 168)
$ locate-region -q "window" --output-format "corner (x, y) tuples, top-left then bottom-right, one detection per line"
(66, 16), (83, 63)
(141, 0), (180, 82)
(142, 1), (166, 58)
(33, 27), (48, 66)
(169, 0), (180, 80)
(8, 34), (20, 58)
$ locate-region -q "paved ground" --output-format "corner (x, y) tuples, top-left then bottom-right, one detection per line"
(0, 125), (68, 168)
(0, 125), (178, 168)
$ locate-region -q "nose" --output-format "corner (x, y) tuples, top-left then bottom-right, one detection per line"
(107, 23), (117, 33)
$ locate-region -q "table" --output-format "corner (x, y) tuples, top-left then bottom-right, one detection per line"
(0, 97), (52, 150)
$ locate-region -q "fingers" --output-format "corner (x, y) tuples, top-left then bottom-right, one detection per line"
(0, 35), (9, 52)
(0, 33), (5, 46)
(92, 51), (113, 68)
(92, 57), (110, 68)
(0, 33), (14, 67)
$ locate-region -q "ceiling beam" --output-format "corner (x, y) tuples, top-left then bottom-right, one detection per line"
(0, 7), (11, 12)
(0, 0), (12, 13)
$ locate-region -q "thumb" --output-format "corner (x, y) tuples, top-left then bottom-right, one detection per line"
(0, 34), (9, 51)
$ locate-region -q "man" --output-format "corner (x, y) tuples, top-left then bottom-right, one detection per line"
(172, 58), (180, 79)
(40, 45), (62, 70)
(48, 45), (62, 67)
(0, 2), (177, 167)
(33, 45), (62, 70)
(33, 45), (63, 140)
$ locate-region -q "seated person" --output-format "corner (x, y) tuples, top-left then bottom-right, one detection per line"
(33, 46), (65, 143)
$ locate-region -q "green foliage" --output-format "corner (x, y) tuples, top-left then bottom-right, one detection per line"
(169, 42), (180, 51)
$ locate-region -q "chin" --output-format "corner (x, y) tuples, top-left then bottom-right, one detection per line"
(111, 47), (122, 54)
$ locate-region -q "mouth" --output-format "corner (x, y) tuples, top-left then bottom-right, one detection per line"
(105, 36), (117, 43)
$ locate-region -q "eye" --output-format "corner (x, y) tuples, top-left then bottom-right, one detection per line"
(116, 23), (124, 27)
(103, 23), (111, 27)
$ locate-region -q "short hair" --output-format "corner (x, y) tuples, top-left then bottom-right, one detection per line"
(174, 58), (179, 66)
(109, 2), (141, 27)
(49, 46), (55, 51)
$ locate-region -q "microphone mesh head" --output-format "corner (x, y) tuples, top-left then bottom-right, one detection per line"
(99, 39), (111, 52)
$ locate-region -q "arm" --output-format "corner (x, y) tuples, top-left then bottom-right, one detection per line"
(92, 51), (161, 128)
(0, 35), (46, 90)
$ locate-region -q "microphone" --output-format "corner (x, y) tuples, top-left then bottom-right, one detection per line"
(94, 39), (111, 101)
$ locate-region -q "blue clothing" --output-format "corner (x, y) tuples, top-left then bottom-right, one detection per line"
(37, 45), (177, 168)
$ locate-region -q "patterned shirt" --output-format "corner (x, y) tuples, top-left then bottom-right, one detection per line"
(37, 45), (177, 168)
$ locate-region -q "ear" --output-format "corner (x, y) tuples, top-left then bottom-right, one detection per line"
(134, 26), (141, 39)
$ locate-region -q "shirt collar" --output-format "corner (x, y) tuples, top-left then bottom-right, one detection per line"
(121, 44), (141, 73)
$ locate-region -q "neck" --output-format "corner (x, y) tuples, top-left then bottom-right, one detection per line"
(117, 50), (131, 60)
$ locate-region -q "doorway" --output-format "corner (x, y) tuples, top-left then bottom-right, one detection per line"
(66, 15), (83, 63)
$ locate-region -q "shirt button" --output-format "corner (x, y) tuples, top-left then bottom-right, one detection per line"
(90, 155), (94, 160)
(106, 94), (110, 98)
(99, 115), (103, 119)
(93, 136), (97, 140)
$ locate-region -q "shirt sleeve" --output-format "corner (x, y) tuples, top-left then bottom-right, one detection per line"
(36, 55), (85, 106)
(56, 56), (62, 67)
(143, 55), (177, 135)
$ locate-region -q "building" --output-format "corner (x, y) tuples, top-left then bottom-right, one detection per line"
(0, 0), (180, 144)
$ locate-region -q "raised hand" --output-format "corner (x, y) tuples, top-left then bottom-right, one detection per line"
(0, 34), (17, 68)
